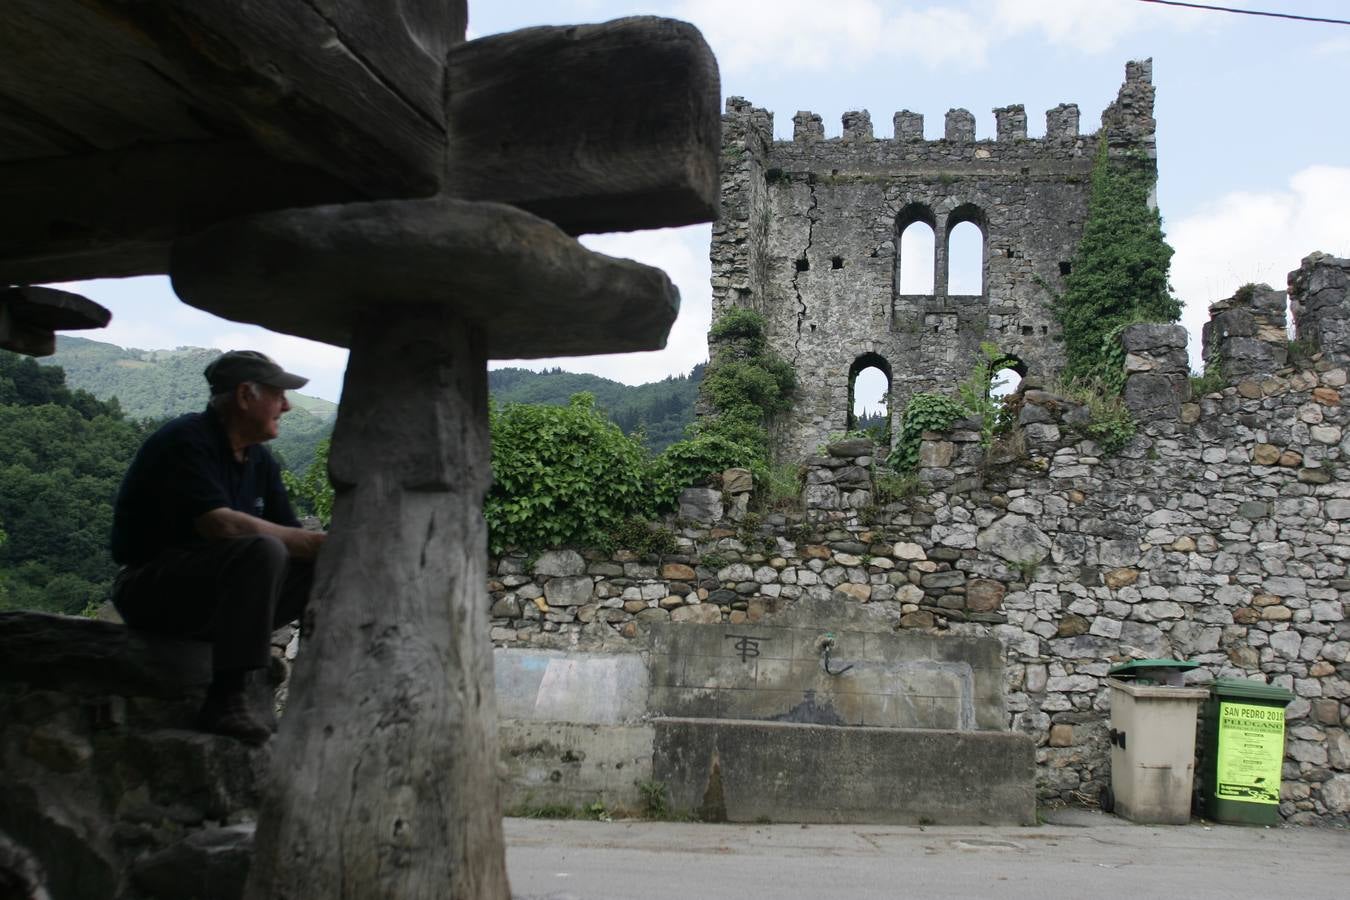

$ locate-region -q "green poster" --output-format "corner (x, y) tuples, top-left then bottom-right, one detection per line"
(1216, 701), (1285, 805)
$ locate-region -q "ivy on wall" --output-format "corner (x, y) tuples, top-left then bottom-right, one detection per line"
(651, 307), (795, 506)
(485, 394), (652, 553)
(893, 393), (967, 471)
(1054, 138), (1181, 390)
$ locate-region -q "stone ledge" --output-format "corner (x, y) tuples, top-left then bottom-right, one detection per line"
(652, 717), (1037, 825)
(0, 611), (210, 698)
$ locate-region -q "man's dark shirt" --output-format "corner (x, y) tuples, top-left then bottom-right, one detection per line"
(110, 407), (298, 566)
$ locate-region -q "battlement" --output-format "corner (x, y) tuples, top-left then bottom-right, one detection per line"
(725, 59), (1152, 149)
(713, 61), (1160, 463)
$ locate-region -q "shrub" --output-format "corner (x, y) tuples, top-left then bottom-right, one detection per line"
(486, 394), (651, 553)
(650, 429), (761, 510)
(893, 393), (966, 471)
(656, 308), (794, 503)
(282, 438), (333, 526)
(1044, 376), (1137, 454)
(1054, 138), (1181, 387)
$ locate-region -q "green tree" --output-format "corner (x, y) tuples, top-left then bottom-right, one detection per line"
(485, 393), (651, 553)
(0, 517), (8, 605)
(652, 308), (794, 505)
(282, 438), (334, 526)
(1055, 139), (1181, 389)
(0, 351), (146, 614)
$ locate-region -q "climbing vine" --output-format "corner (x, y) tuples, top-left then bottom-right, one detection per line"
(1054, 137), (1181, 388)
(893, 393), (967, 471)
(485, 394), (651, 553)
(654, 307), (794, 508)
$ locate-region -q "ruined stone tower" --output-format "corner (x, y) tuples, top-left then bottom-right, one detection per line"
(710, 61), (1159, 462)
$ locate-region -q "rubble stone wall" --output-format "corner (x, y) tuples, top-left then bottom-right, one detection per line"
(489, 254), (1350, 825)
(712, 61), (1158, 462)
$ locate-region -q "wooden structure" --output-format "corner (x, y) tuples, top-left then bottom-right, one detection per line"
(1, 2), (720, 897)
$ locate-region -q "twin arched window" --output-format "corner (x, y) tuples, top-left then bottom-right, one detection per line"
(896, 204), (985, 296)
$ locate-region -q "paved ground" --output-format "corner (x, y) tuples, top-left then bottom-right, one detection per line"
(507, 809), (1350, 899)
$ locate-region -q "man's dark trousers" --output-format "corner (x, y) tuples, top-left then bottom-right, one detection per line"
(112, 535), (313, 671)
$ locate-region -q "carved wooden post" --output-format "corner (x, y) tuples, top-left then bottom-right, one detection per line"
(166, 12), (719, 898)
(1, 10), (717, 893)
(247, 308), (503, 896)
(172, 195), (706, 898)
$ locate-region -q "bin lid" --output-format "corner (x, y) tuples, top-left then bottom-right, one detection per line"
(1108, 658), (1198, 677)
(1210, 678), (1295, 704)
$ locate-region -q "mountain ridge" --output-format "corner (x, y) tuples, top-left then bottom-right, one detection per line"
(43, 338), (703, 465)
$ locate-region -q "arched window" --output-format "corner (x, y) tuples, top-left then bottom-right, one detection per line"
(848, 353), (892, 438)
(990, 364), (1023, 398)
(947, 222), (983, 295)
(946, 204), (987, 296)
(896, 204), (936, 295)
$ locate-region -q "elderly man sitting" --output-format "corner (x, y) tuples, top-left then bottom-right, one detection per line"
(110, 350), (326, 744)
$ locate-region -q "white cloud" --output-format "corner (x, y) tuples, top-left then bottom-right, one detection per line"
(673, 0), (1221, 77)
(491, 224), (712, 385)
(673, 0), (990, 74)
(991, 0), (1207, 52)
(1169, 164), (1350, 369)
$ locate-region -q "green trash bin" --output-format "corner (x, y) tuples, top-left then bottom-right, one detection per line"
(1198, 679), (1295, 825)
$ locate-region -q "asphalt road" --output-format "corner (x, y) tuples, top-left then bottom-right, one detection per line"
(506, 810), (1350, 899)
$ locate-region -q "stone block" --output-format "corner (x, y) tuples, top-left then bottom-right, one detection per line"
(722, 467), (754, 494)
(678, 487), (723, 522)
(670, 604), (722, 624)
(966, 579), (1006, 613)
(1323, 775), (1350, 814)
(662, 563), (697, 581)
(918, 440), (954, 468)
(653, 719), (1036, 825)
(131, 824), (254, 900)
(544, 576), (594, 607)
(1123, 372), (1182, 421)
(827, 437), (874, 458)
(499, 721), (655, 812)
(976, 514), (1051, 565)
(0, 611), (211, 698)
(1121, 322), (1187, 352)
(532, 549), (587, 576)
(1048, 724), (1074, 747)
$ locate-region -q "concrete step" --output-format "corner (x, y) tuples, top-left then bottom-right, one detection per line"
(652, 717), (1036, 826)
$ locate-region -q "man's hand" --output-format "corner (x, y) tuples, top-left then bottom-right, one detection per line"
(195, 507), (327, 560)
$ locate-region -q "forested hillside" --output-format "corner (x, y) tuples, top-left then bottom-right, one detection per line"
(47, 337), (336, 471)
(0, 352), (146, 614)
(46, 339), (703, 464)
(0, 345), (706, 613)
(489, 364), (702, 451)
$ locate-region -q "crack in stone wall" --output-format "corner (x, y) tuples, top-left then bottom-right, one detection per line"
(712, 61), (1157, 463)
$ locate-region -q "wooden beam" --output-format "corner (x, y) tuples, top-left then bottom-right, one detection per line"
(169, 197), (681, 359)
(0, 142), (359, 285)
(0, 1), (457, 196)
(446, 16), (721, 234)
(0, 287), (110, 357)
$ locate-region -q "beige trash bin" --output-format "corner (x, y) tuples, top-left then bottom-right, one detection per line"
(1105, 665), (1208, 825)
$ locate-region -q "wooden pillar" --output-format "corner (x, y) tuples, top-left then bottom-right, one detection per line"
(245, 307), (508, 899)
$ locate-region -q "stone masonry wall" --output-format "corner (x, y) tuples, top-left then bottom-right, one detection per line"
(711, 60), (1158, 463)
(489, 254), (1350, 824)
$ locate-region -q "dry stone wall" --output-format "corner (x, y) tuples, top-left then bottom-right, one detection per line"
(0, 612), (289, 899)
(711, 60), (1158, 462)
(489, 254), (1350, 824)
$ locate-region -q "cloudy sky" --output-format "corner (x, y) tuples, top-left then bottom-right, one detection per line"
(55, 0), (1350, 403)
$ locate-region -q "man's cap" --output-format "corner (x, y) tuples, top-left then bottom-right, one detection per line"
(204, 350), (308, 393)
